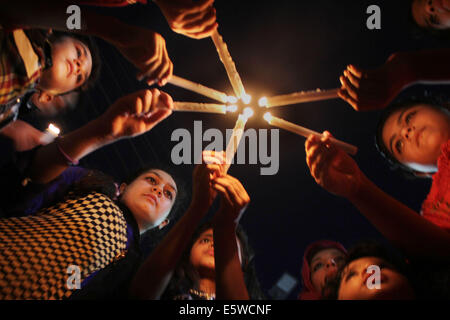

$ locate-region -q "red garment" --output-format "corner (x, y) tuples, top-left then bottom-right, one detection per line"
(421, 140), (450, 232)
(77, 0), (147, 6)
(297, 240), (347, 300)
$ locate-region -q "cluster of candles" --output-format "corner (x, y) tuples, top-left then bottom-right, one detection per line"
(164, 28), (357, 170)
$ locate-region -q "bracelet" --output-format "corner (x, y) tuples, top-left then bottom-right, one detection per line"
(56, 138), (79, 166)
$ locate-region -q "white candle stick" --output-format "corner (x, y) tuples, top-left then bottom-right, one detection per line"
(211, 29), (249, 102)
(169, 75), (234, 104)
(224, 108), (254, 172)
(264, 112), (357, 155)
(174, 102), (237, 114)
(259, 88), (340, 108)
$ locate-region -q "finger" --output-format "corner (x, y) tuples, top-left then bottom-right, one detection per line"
(338, 89), (360, 111)
(181, 6), (217, 33)
(184, 0), (214, 14)
(343, 70), (360, 89)
(211, 183), (233, 205)
(157, 91), (174, 110)
(185, 22), (218, 39)
(305, 134), (319, 154)
(158, 59), (173, 87)
(213, 176), (245, 206)
(347, 65), (363, 78)
(144, 108), (172, 127)
(306, 143), (326, 173)
(148, 88), (161, 114)
(339, 75), (359, 101)
(142, 89), (153, 114)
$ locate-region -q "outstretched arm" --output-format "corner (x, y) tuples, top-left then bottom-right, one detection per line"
(212, 174), (250, 300)
(305, 132), (450, 261)
(339, 49), (450, 111)
(28, 88), (172, 184)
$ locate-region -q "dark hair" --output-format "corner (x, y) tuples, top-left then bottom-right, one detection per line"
(162, 221), (265, 300)
(408, 0), (450, 40)
(375, 95), (450, 177)
(47, 30), (101, 93)
(322, 241), (415, 300)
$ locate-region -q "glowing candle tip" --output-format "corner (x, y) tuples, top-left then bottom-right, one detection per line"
(263, 112), (272, 122)
(242, 94), (252, 105)
(243, 107), (254, 119)
(227, 96), (238, 104)
(258, 97), (268, 107)
(226, 105), (238, 112)
(47, 123), (60, 136)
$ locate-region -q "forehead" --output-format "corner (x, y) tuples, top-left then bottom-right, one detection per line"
(197, 229), (213, 240)
(345, 256), (384, 271)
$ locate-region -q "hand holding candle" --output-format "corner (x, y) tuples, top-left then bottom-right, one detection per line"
(264, 112), (357, 155)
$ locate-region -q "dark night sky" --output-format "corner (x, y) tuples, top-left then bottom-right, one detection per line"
(26, 0), (449, 298)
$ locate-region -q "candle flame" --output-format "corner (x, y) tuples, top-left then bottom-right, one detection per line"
(226, 105), (238, 112)
(243, 107), (254, 119)
(242, 94), (252, 105)
(226, 96), (238, 104)
(47, 123), (61, 136)
(263, 112), (272, 122)
(258, 96), (268, 107)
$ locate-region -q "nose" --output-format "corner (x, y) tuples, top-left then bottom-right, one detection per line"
(73, 58), (82, 75)
(152, 186), (162, 197)
(326, 258), (337, 268)
(401, 126), (414, 140)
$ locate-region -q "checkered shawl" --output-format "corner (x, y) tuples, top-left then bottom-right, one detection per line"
(0, 30), (41, 105)
(0, 192), (128, 300)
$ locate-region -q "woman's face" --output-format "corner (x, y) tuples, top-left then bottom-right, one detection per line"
(412, 0), (450, 30)
(310, 248), (346, 294)
(121, 169), (177, 233)
(338, 257), (415, 300)
(381, 104), (450, 172)
(190, 228), (244, 275)
(38, 36), (92, 95)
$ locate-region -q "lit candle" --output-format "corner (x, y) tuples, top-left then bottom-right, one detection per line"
(224, 107), (254, 172)
(174, 102), (237, 114)
(169, 75), (233, 104)
(211, 30), (247, 100)
(40, 123), (61, 145)
(259, 88), (339, 108)
(263, 112), (357, 155)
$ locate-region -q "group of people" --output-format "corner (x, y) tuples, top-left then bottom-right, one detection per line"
(0, 0), (448, 300)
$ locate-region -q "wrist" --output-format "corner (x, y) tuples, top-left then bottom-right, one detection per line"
(347, 173), (372, 203)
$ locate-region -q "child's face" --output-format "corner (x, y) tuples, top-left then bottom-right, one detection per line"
(190, 228), (244, 275)
(412, 0), (450, 30)
(190, 229), (216, 273)
(382, 104), (450, 172)
(120, 170), (177, 233)
(309, 248), (346, 294)
(38, 36), (92, 94)
(338, 257), (414, 300)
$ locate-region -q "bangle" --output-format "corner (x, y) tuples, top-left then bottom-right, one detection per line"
(56, 138), (79, 166)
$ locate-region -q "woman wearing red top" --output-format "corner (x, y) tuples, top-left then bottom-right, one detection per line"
(303, 100), (450, 262)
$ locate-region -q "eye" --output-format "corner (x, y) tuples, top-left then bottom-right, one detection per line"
(76, 47), (81, 58)
(200, 238), (211, 244)
(395, 140), (404, 154)
(146, 176), (157, 184)
(405, 111), (416, 124)
(313, 262), (323, 272)
(77, 74), (82, 84)
(345, 270), (356, 282)
(164, 189), (173, 200)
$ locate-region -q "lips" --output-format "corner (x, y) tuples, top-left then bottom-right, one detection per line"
(143, 193), (157, 205)
(415, 127), (425, 147)
(206, 249), (214, 256)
